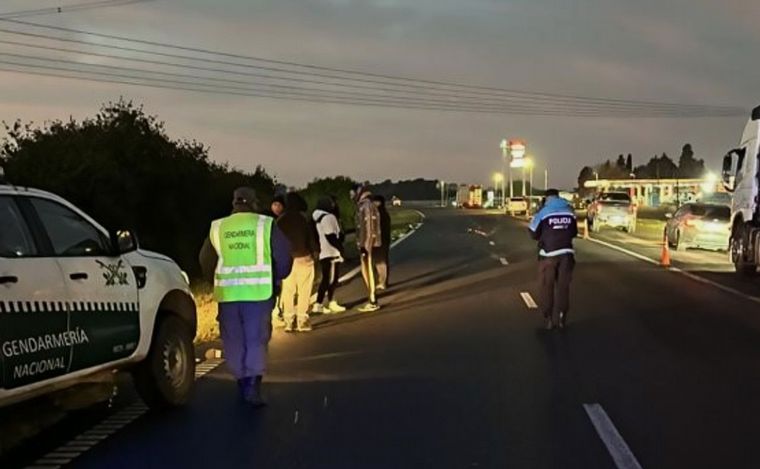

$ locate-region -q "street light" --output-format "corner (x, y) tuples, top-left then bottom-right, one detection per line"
(493, 173), (503, 207)
(499, 139), (508, 203)
(524, 158), (534, 198)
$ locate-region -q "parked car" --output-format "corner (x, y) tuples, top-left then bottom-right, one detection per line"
(665, 203), (731, 251)
(0, 182), (197, 409)
(587, 191), (637, 233)
(506, 197), (528, 216)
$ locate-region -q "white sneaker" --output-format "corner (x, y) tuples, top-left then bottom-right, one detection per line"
(358, 302), (380, 313)
(326, 301), (347, 313)
(311, 303), (325, 314)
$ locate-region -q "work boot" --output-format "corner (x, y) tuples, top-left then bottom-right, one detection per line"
(297, 319), (313, 332)
(284, 319), (295, 333)
(246, 375), (266, 408)
(545, 318), (554, 330)
(237, 377), (253, 402)
(311, 303), (324, 315)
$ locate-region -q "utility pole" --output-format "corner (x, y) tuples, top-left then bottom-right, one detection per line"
(529, 164), (534, 198)
(544, 168), (548, 191)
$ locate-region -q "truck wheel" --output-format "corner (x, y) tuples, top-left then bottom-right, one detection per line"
(731, 230), (758, 277)
(132, 315), (195, 409)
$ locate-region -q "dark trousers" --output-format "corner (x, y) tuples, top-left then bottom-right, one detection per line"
(218, 301), (273, 379)
(538, 254), (575, 320)
(317, 258), (340, 303)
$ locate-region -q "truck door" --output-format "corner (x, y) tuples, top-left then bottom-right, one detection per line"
(26, 197), (141, 373)
(0, 196), (71, 390)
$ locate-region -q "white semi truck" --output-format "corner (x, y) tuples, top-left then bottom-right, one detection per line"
(721, 105), (760, 275)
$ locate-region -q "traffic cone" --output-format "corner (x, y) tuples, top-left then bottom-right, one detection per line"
(660, 231), (671, 267)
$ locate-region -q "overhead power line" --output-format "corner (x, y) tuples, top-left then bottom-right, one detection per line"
(0, 58), (740, 118)
(0, 0), (150, 19)
(0, 18), (745, 117)
(0, 52), (740, 118)
(0, 41), (739, 117)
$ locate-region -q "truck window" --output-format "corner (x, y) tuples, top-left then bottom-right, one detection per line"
(0, 196), (37, 258)
(29, 198), (110, 257)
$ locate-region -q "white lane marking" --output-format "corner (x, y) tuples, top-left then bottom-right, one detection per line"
(499, 257), (509, 266)
(338, 217), (425, 283)
(29, 359), (226, 469)
(584, 237), (760, 305)
(670, 266), (760, 305)
(520, 292), (538, 309)
(583, 403), (643, 469)
(584, 237), (658, 266)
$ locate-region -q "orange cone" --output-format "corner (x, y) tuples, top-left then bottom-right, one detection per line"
(660, 231), (671, 267)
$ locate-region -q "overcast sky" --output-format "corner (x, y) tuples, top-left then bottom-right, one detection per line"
(1, 0), (758, 188)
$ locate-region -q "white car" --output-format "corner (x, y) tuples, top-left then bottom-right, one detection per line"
(506, 197), (528, 216)
(0, 182), (196, 409)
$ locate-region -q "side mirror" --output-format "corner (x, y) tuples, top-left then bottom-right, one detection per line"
(111, 229), (139, 255)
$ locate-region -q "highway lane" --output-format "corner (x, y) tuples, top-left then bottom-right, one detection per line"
(7, 208), (760, 468)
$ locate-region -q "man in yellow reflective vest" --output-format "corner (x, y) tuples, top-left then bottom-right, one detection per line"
(199, 187), (292, 406)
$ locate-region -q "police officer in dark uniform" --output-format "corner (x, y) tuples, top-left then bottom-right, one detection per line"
(528, 189), (578, 330)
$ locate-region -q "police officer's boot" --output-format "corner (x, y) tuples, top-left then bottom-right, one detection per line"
(246, 375), (267, 408)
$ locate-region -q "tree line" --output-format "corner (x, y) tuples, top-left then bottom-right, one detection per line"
(577, 144), (706, 194)
(1, 99), (275, 279)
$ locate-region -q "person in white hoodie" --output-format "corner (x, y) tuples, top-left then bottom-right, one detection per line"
(312, 196), (347, 314)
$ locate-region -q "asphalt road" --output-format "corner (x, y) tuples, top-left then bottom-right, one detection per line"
(7, 208), (760, 469)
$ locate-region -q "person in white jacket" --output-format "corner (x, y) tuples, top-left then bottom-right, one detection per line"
(312, 196), (347, 314)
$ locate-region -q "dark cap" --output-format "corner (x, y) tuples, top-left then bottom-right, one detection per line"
(232, 187), (257, 211)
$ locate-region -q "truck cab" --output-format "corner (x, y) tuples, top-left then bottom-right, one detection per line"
(0, 178), (197, 409)
(721, 105), (760, 275)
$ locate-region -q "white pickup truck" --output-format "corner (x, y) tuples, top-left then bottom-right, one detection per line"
(0, 179), (196, 409)
(721, 105), (760, 276)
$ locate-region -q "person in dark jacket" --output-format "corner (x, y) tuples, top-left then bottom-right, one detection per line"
(277, 192), (318, 332)
(528, 189), (578, 330)
(198, 187), (292, 406)
(372, 195), (391, 290)
(352, 184), (382, 312)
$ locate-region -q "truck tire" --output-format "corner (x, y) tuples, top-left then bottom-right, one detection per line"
(132, 315), (195, 409)
(731, 226), (758, 277)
